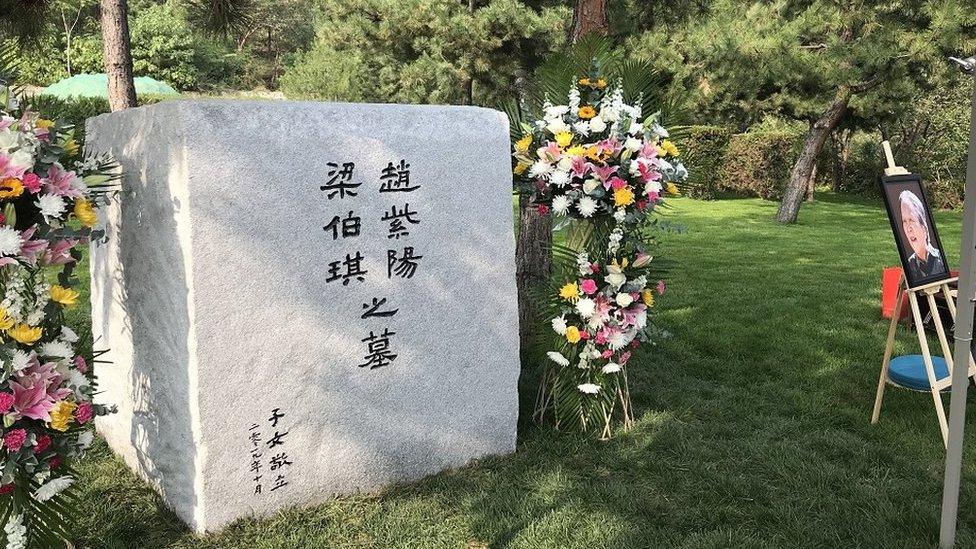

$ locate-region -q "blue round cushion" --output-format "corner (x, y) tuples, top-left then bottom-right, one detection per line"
(888, 354), (950, 391)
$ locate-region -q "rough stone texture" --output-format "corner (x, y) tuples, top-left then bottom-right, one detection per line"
(86, 100), (520, 533)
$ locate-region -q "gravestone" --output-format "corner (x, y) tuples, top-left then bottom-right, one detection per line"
(85, 100), (520, 532)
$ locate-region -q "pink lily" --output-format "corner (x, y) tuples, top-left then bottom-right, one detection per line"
(40, 238), (77, 267)
(9, 381), (55, 421)
(0, 154), (26, 180)
(571, 156), (590, 178)
(591, 164), (618, 183)
(43, 164), (83, 198)
(18, 226), (48, 265)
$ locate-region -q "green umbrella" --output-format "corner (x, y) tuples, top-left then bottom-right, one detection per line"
(40, 73), (179, 99)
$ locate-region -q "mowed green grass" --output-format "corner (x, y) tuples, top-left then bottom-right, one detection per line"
(64, 193), (976, 548)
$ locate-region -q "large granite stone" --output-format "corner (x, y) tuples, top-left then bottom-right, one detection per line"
(85, 100), (519, 532)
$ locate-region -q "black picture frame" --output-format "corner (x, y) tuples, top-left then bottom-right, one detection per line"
(881, 173), (951, 289)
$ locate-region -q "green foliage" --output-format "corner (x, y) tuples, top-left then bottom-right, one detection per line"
(23, 94), (168, 144)
(281, 0), (570, 105)
(679, 125), (733, 199)
(718, 129), (804, 200)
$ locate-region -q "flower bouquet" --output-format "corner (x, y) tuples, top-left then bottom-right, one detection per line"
(512, 76), (688, 245)
(0, 110), (118, 547)
(536, 247), (669, 438)
(513, 65), (688, 438)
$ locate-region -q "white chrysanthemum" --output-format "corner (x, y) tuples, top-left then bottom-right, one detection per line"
(624, 137), (642, 152)
(36, 193), (66, 222)
(577, 383), (601, 394)
(77, 430), (94, 450)
(602, 362), (622, 374)
(645, 180), (663, 194)
(556, 155), (573, 171)
(582, 179), (600, 195)
(9, 150), (33, 171)
(577, 196), (597, 218)
(546, 119), (570, 135)
(0, 129), (17, 152)
(544, 105), (569, 119)
(605, 268), (627, 290)
(613, 208), (626, 222)
(572, 121), (590, 136)
(652, 122), (669, 138)
(634, 309), (647, 330)
(552, 195), (571, 216)
(68, 369), (88, 391)
(0, 225), (21, 257)
(547, 351), (570, 367)
(588, 116), (607, 133)
(528, 160), (552, 179)
(608, 330), (630, 351)
(70, 173), (88, 194)
(60, 325), (79, 343)
(587, 314), (606, 330)
(4, 513), (26, 549)
(33, 476), (74, 503)
(40, 340), (73, 359)
(628, 121), (644, 135)
(576, 297), (596, 319)
(549, 170), (571, 188)
(551, 316), (568, 335)
(616, 293), (634, 307)
(10, 350), (30, 372)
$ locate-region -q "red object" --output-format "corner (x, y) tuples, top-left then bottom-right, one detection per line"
(881, 267), (960, 319)
(882, 267), (908, 319)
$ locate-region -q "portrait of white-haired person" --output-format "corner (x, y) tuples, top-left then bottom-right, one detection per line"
(899, 189), (946, 282)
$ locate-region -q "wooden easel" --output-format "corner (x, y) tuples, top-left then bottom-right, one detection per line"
(872, 142), (976, 447)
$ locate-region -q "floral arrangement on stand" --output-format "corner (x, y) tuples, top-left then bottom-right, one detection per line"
(0, 109), (118, 547)
(512, 72), (687, 438)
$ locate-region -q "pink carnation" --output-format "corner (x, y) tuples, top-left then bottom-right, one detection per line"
(657, 280), (666, 296)
(580, 279), (597, 295)
(75, 401), (93, 425)
(536, 204), (550, 216)
(4, 429), (27, 452)
(0, 392), (13, 414)
(33, 434), (50, 454)
(74, 355), (88, 374)
(22, 173), (41, 194)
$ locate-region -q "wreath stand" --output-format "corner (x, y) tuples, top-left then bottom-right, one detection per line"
(871, 142), (976, 447)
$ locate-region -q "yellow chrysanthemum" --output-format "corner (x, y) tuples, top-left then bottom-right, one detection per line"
(577, 106), (597, 119)
(51, 285), (80, 308)
(559, 282), (580, 302)
(8, 324), (41, 345)
(641, 289), (655, 307)
(49, 400), (77, 432)
(63, 138), (79, 156)
(565, 326), (581, 344)
(35, 119), (55, 130)
(554, 131), (573, 148)
(513, 162), (529, 176)
(74, 198), (98, 228)
(613, 187), (635, 207)
(0, 309), (13, 332)
(596, 78), (607, 89)
(578, 78), (591, 86)
(667, 182), (680, 196)
(514, 134), (533, 154)
(0, 178), (24, 200)
(565, 145), (585, 157)
(659, 139), (679, 157)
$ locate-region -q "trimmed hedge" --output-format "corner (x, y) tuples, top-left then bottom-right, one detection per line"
(717, 130), (803, 200)
(23, 94), (169, 144)
(680, 125), (734, 199)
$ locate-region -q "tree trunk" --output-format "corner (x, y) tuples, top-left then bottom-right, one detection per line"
(516, 198), (551, 349)
(460, 0), (475, 106)
(100, 0), (137, 112)
(776, 86), (852, 223)
(805, 162), (817, 202)
(570, 0), (609, 42)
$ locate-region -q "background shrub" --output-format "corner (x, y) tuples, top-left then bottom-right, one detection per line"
(679, 125), (732, 199)
(717, 130), (803, 200)
(24, 94), (168, 144)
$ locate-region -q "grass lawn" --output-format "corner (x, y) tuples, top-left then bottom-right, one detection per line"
(63, 193), (976, 548)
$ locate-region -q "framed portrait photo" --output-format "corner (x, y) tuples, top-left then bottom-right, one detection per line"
(881, 173), (951, 289)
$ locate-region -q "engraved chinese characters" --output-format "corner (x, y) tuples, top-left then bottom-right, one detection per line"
(319, 160), (424, 370)
(87, 101), (520, 533)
